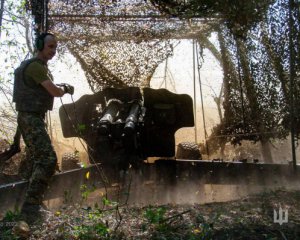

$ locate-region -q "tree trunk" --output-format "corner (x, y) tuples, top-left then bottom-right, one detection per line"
(197, 32), (225, 120)
(24, 18), (34, 55)
(220, 142), (225, 159)
(260, 138), (273, 163)
(260, 25), (289, 103)
(197, 32), (222, 66)
(0, 0), (5, 38)
(236, 37), (273, 163)
(215, 30), (233, 157)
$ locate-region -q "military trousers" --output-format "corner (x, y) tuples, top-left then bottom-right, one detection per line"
(17, 111), (57, 205)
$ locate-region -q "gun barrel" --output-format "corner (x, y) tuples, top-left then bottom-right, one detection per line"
(124, 103), (140, 135)
(98, 101), (120, 134)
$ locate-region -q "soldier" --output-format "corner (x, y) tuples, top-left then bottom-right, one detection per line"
(13, 32), (74, 224)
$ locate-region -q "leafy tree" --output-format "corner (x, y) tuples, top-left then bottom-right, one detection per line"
(0, 0), (34, 140)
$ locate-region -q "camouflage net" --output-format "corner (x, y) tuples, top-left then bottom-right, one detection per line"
(66, 40), (174, 92)
(26, 0), (212, 91)
(25, 0), (300, 147)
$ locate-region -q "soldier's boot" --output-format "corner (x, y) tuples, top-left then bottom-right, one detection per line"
(20, 202), (52, 225)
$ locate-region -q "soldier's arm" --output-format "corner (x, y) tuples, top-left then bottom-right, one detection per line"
(41, 80), (65, 97)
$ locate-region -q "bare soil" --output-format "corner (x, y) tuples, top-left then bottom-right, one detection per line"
(0, 189), (299, 239)
(1, 139), (300, 239)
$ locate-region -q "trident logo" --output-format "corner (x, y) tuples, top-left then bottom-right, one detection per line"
(273, 207), (288, 225)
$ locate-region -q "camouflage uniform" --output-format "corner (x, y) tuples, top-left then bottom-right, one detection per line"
(17, 112), (57, 204)
(13, 58), (56, 208)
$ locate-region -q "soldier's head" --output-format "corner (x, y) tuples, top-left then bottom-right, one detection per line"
(35, 33), (57, 62)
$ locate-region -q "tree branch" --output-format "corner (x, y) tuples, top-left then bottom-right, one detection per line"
(2, 17), (25, 27)
(0, 0), (4, 38)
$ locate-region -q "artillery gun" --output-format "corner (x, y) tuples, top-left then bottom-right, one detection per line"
(0, 87), (299, 213)
(59, 86), (300, 185)
(59, 87), (195, 175)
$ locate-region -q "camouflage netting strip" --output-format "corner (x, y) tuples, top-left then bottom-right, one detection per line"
(66, 40), (174, 91)
(44, 0), (210, 90)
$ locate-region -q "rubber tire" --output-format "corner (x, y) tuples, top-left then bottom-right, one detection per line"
(61, 152), (80, 171)
(176, 142), (201, 160)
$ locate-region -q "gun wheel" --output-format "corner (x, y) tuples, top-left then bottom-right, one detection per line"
(176, 142), (201, 160)
(61, 152), (81, 171)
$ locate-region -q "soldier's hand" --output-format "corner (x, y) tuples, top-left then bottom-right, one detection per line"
(63, 84), (74, 95)
(57, 83), (74, 95)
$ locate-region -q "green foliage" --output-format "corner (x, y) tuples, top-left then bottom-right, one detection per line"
(141, 206), (220, 240)
(0, 209), (21, 240)
(144, 206), (167, 224)
(77, 123), (86, 135)
(0, 231), (20, 240)
(74, 149), (80, 159)
(192, 214), (218, 240)
(80, 184), (96, 201)
(102, 197), (118, 208)
(2, 209), (21, 222)
(0, 0), (33, 75)
(68, 197), (121, 239)
(142, 206), (173, 239)
(73, 222), (109, 239)
(0, 0), (34, 139)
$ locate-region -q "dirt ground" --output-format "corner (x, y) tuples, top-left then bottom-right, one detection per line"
(0, 189), (299, 239)
(1, 139), (300, 239)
